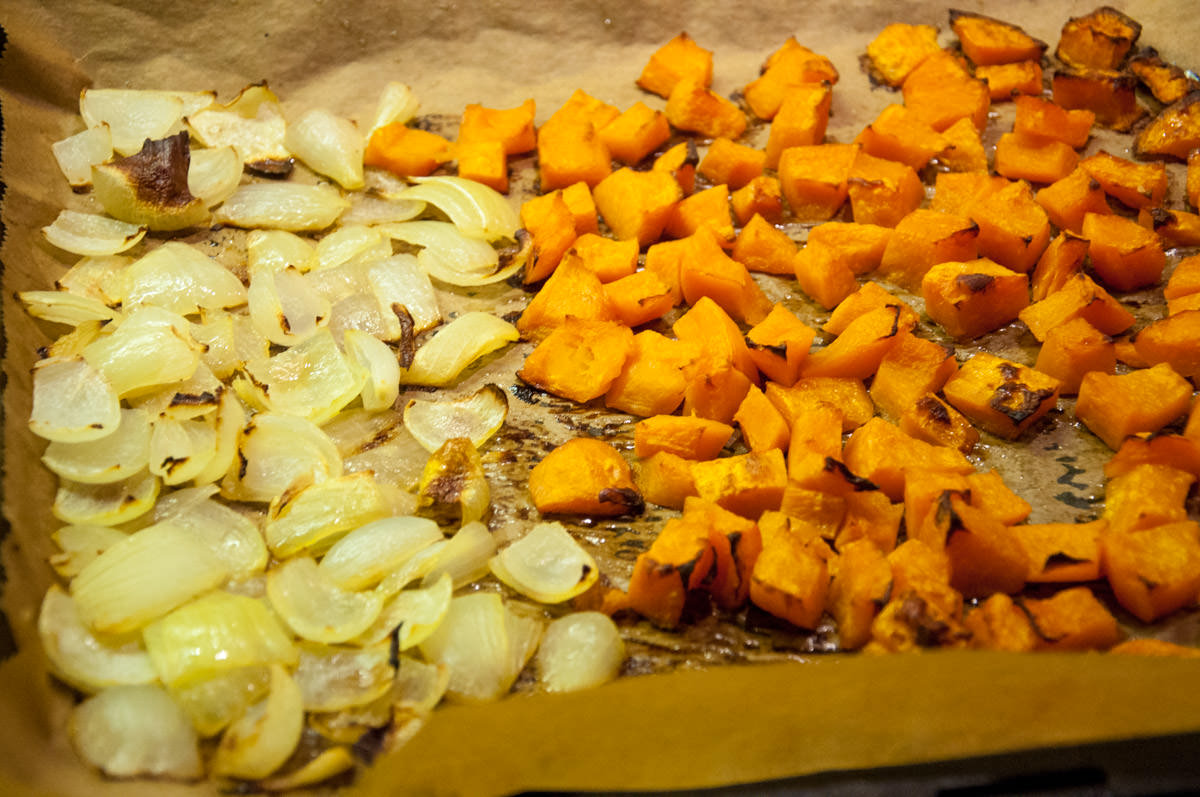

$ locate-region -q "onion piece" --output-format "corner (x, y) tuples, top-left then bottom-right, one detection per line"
(154, 484), (268, 577)
(308, 224), (390, 272)
(421, 520), (497, 589)
(187, 87), (292, 174)
(189, 387), (246, 487)
(70, 684), (203, 779)
(417, 437), (490, 525)
(126, 360), (223, 422)
(489, 522), (600, 604)
(29, 355), (122, 443)
(243, 328), (364, 424)
(221, 412), (342, 504)
(369, 82), (420, 135)
(404, 383), (508, 453)
(192, 311), (238, 380)
(81, 305), (202, 398)
(170, 665), (270, 738)
(211, 664), (305, 780)
(374, 539), (448, 599)
(247, 228), (315, 273)
(284, 108), (365, 190)
(142, 589), (297, 689)
(382, 220), (517, 287)
(53, 469), (160, 527)
(399, 176), (519, 241)
(344, 328), (401, 411)
(214, 181), (349, 232)
(41, 407), (151, 484)
(42, 209), (146, 256)
(79, 88), (192, 156)
(355, 571), (452, 649)
(148, 416), (218, 485)
(364, 253), (442, 335)
(55, 254), (131, 305)
(264, 471), (388, 557)
(188, 144), (243, 207)
(50, 524), (130, 579)
(18, 289), (116, 326)
(38, 585), (158, 694)
(294, 641), (394, 712)
(536, 611), (625, 693)
(247, 264), (330, 346)
(91, 133), (210, 231)
(402, 311), (519, 387)
(71, 521), (228, 634)
(266, 556), (383, 643)
(339, 193), (425, 226)
(318, 515), (443, 591)
(259, 745), (357, 792)
(52, 124), (113, 187)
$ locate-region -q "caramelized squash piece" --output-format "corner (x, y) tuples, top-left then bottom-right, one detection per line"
(745, 302), (816, 386)
(1141, 207), (1200, 249)
(731, 213), (797, 276)
(942, 352), (1060, 439)
(603, 270), (676, 329)
(730, 175), (785, 225)
(664, 184), (735, 245)
(733, 385), (791, 453)
(517, 316), (634, 403)
(823, 280), (917, 336)
(1030, 231), (1091, 301)
(598, 101), (671, 166)
(765, 376), (875, 432)
(678, 227), (773, 325)
(665, 76), (747, 140)
(633, 414), (734, 461)
(901, 49), (990, 133)
(1012, 519), (1104, 584)
(864, 23), (943, 87)
(806, 222), (893, 277)
(942, 495), (1030, 598)
(921, 258), (1030, 340)
(592, 167), (683, 245)
(777, 143), (859, 222)
(1033, 168), (1112, 235)
(828, 538), (892, 650)
(749, 514), (831, 629)
(627, 514), (714, 628)
(457, 98), (537, 155)
(570, 232), (638, 283)
(1128, 49), (1200, 105)
(1134, 310), (1200, 379)
(1012, 95), (1096, 149)
(853, 104), (949, 171)
(846, 151), (924, 228)
(1075, 362), (1193, 449)
(800, 305), (913, 380)
(1033, 316), (1116, 395)
(698, 137), (767, 190)
(744, 37), (839, 120)
(792, 241), (859, 311)
(975, 61), (1044, 101)
(653, 140), (699, 196)
(520, 189), (579, 284)
(1017, 273), (1134, 341)
(1081, 211), (1165, 292)
(965, 593), (1038, 652)
(764, 82), (833, 169)
(685, 497), (763, 611)
(673, 294), (758, 382)
(1134, 94), (1200, 161)
(993, 132), (1080, 185)
(949, 9), (1047, 66)
(1102, 520), (1200, 623)
(1079, 150), (1167, 210)
(937, 116), (989, 173)
(1051, 67), (1145, 132)
(1022, 586), (1121, 652)
(517, 254), (615, 340)
(636, 32), (714, 99)
(1055, 6), (1141, 71)
(869, 329), (957, 420)
(899, 393), (980, 455)
(537, 90), (618, 190)
(364, 124), (452, 177)
(843, 416), (973, 502)
(1104, 463), (1194, 535)
(691, 448), (788, 519)
(876, 208), (979, 291)
(969, 179), (1052, 273)
(605, 330), (699, 417)
(634, 451), (698, 510)
(529, 437), (643, 517)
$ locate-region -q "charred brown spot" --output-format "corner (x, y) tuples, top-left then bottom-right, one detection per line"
(169, 390), (218, 407)
(956, 273), (995, 293)
(895, 593), (955, 648)
(598, 487), (646, 516)
(114, 132), (197, 209)
(424, 473), (466, 503)
(823, 457), (878, 491)
(246, 157), (295, 177)
(989, 381), (1055, 424)
(393, 304), (416, 369)
(916, 394), (951, 425)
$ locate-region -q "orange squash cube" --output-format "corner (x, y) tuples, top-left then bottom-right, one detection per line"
(764, 82), (833, 169)
(529, 437), (642, 517)
(665, 76), (747, 140)
(598, 101), (671, 165)
(744, 37), (839, 120)
(605, 330), (699, 417)
(1079, 150), (1168, 210)
(1082, 211), (1166, 292)
(853, 103), (949, 171)
(864, 23), (942, 87)
(1033, 316), (1117, 395)
(636, 32), (714, 99)
(876, 208), (980, 291)
(517, 317), (634, 403)
(869, 331), (957, 420)
(901, 49), (990, 132)
(698, 137), (767, 190)
(1075, 363), (1193, 449)
(846, 151), (924, 228)
(731, 213), (797, 276)
(921, 259), (1030, 339)
(777, 143), (859, 222)
(942, 352), (1060, 439)
(730, 175), (784, 225)
(592, 167), (683, 245)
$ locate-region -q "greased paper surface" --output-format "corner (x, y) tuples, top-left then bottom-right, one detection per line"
(2, 1), (1199, 795)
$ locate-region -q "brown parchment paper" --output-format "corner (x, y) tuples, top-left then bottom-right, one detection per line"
(2, 1), (1200, 795)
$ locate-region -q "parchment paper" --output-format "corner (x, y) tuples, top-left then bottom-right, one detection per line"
(2, 1), (1199, 795)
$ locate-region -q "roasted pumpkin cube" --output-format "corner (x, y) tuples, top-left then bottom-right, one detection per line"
(843, 416), (973, 502)
(828, 538), (892, 650)
(653, 140), (698, 196)
(599, 101), (671, 166)
(664, 184), (735, 245)
(592, 167), (682, 245)
(853, 103), (949, 171)
(627, 514), (714, 628)
(744, 37), (839, 119)
(846, 151), (924, 228)
(799, 305), (914, 380)
(901, 49), (990, 133)
(1080, 150), (1167, 210)
(965, 593), (1038, 652)
(1030, 231), (1091, 301)
(777, 143), (859, 222)
(457, 98), (537, 155)
(634, 451), (699, 510)
(1012, 519), (1105, 584)
(864, 23), (943, 87)
(1082, 211), (1165, 292)
(518, 317), (634, 403)
(731, 213), (797, 276)
(1133, 93), (1200, 161)
(942, 495), (1030, 598)
(605, 330), (699, 417)
(1051, 67), (1145, 132)
(633, 414), (734, 461)
(792, 242), (859, 311)
(1033, 168), (1112, 235)
(517, 254), (615, 339)
(691, 448), (788, 519)
(1033, 316), (1116, 395)
(765, 376), (875, 432)
(745, 302), (815, 386)
(823, 281), (918, 337)
(604, 269), (676, 328)
(665, 76), (747, 140)
(537, 96), (615, 189)
(733, 385), (791, 453)
(869, 330), (957, 420)
(930, 171), (1007, 214)
(1133, 310), (1200, 379)
(730, 175), (784, 225)
(993, 132), (1080, 185)
(1102, 521), (1200, 623)
(1075, 362), (1193, 449)
(1141, 207), (1200, 249)
(921, 259), (1030, 340)
(529, 437), (643, 517)
(764, 82), (833, 169)
(942, 352), (1060, 439)
(698, 137), (767, 190)
(678, 227), (773, 325)
(970, 179), (1052, 272)
(949, 9), (1047, 66)
(636, 32), (714, 99)
(838, 489), (903, 554)
(937, 116), (989, 173)
(1105, 462), (1195, 535)
(805, 223), (893, 277)
(1128, 50), (1200, 105)
(899, 393), (981, 455)
(1022, 586), (1121, 651)
(1055, 6), (1141, 71)
(1012, 94), (1096, 149)
(673, 293), (758, 381)
(1017, 273), (1134, 341)
(876, 208), (980, 291)
(975, 61), (1044, 101)
(520, 189), (580, 284)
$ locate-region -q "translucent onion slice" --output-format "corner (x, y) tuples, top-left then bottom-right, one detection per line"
(81, 305), (202, 398)
(264, 471), (388, 557)
(214, 181), (349, 232)
(421, 520), (497, 589)
(154, 484), (268, 577)
(399, 176), (519, 241)
(17, 289), (116, 326)
(373, 539), (448, 599)
(221, 412), (342, 504)
(364, 253), (442, 335)
(259, 746), (357, 792)
(41, 407), (151, 484)
(70, 522), (228, 634)
(50, 524), (130, 579)
(266, 556), (383, 643)
(70, 684), (203, 779)
(404, 383), (508, 453)
(344, 328), (401, 411)
(284, 108), (365, 190)
(294, 641), (394, 712)
(187, 96), (292, 174)
(247, 264), (330, 346)
(55, 254), (131, 304)
(402, 311), (519, 387)
(211, 664), (304, 780)
(142, 590), (297, 689)
(355, 571), (452, 649)
(91, 133), (210, 231)
(79, 88), (190, 155)
(340, 193), (425, 226)
(505, 605), (546, 691)
(188, 144), (243, 207)
(192, 312), (238, 380)
(536, 612), (625, 693)
(489, 522), (600, 604)
(52, 124), (113, 187)
(170, 665), (270, 738)
(244, 328), (364, 424)
(38, 585), (158, 694)
(383, 656), (451, 751)
(53, 470), (160, 527)
(29, 355), (121, 443)
(369, 82), (420, 134)
(42, 209), (146, 256)
(189, 388), (246, 487)
(417, 437), (490, 525)
(308, 224), (390, 272)
(126, 360), (223, 422)
(148, 416), (218, 486)
(318, 515), (443, 591)
(383, 220), (517, 287)
(123, 241), (248, 316)
(45, 320), (105, 359)
(247, 228), (315, 273)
